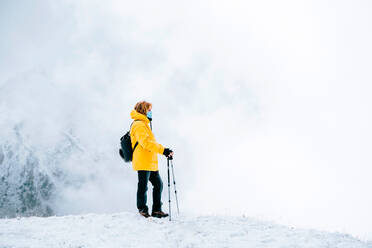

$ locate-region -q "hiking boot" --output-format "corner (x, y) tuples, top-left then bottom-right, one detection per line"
(139, 209), (150, 218)
(151, 210), (169, 218)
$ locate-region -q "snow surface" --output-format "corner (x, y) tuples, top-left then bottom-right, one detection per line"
(0, 212), (371, 248)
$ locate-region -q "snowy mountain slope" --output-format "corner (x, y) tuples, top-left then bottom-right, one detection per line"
(0, 212), (371, 248)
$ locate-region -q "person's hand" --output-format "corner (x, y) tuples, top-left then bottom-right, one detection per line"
(163, 148), (174, 159)
(168, 151), (174, 160)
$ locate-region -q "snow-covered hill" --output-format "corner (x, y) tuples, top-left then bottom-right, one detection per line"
(1, 212), (371, 248)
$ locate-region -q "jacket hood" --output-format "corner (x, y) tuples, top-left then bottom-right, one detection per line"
(130, 109), (150, 123)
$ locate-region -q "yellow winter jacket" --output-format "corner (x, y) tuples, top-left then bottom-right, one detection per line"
(130, 110), (165, 171)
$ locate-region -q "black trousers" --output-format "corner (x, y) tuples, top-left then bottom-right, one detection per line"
(137, 170), (163, 213)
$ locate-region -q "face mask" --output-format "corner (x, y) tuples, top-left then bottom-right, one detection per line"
(147, 110), (152, 120)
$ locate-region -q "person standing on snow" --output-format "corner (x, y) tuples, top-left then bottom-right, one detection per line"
(130, 101), (174, 218)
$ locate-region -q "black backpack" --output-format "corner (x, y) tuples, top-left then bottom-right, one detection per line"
(119, 120), (139, 163)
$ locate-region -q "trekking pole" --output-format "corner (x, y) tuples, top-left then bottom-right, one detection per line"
(170, 159), (180, 215)
(167, 157), (171, 221)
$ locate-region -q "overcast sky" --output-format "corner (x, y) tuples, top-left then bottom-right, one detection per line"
(1, 0), (372, 240)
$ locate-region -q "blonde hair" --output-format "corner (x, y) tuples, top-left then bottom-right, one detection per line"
(134, 101), (152, 115)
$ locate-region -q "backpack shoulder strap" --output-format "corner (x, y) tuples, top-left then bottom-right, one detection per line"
(130, 120), (141, 152)
(133, 141), (139, 152)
